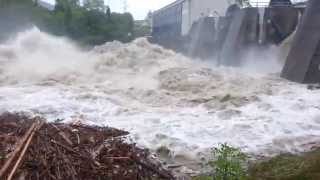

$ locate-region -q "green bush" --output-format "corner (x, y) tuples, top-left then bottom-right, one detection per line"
(209, 143), (247, 180)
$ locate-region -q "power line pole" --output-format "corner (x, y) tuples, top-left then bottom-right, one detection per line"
(123, 0), (127, 13)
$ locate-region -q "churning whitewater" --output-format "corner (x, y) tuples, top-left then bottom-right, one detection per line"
(1, 28), (320, 163)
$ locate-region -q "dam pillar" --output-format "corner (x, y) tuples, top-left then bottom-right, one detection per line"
(219, 8), (259, 66)
(281, 0), (320, 83)
(263, 6), (299, 45)
(188, 17), (216, 58)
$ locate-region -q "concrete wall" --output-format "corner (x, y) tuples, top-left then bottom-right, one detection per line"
(155, 0), (235, 36)
(190, 0), (233, 19)
(152, 1), (183, 38)
(181, 0), (235, 36)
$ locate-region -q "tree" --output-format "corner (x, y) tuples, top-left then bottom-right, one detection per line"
(69, 0), (80, 8)
(106, 6), (111, 18)
(0, 0), (135, 45)
(83, 0), (105, 12)
(54, 0), (74, 31)
(55, 0), (79, 11)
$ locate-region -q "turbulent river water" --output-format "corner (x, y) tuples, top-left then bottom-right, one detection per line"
(1, 28), (320, 166)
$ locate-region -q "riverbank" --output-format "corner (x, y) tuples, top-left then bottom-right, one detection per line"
(193, 147), (320, 180)
(248, 148), (320, 179)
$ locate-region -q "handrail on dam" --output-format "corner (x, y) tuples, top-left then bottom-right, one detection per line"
(249, 1), (293, 7)
(250, 1), (270, 7)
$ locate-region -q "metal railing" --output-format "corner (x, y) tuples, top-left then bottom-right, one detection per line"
(249, 0), (293, 7)
(249, 1), (270, 7)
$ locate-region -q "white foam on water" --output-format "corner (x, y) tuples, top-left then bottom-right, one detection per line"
(1, 28), (320, 163)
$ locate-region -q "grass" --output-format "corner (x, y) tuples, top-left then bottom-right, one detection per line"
(192, 176), (212, 180)
(248, 149), (320, 180)
(193, 147), (320, 180)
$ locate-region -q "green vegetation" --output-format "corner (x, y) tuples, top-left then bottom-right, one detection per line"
(133, 12), (152, 38)
(193, 143), (248, 180)
(133, 22), (151, 38)
(0, 0), (135, 45)
(192, 176), (213, 180)
(248, 149), (320, 180)
(193, 145), (320, 180)
(210, 143), (248, 180)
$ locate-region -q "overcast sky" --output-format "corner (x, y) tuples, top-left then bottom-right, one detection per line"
(45, 0), (175, 20)
(106, 0), (175, 20)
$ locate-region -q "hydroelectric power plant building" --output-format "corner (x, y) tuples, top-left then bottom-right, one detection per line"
(152, 0), (235, 37)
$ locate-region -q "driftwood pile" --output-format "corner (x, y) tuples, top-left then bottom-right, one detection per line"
(0, 113), (173, 180)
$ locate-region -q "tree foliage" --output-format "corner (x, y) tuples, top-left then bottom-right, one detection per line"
(0, 0), (134, 45)
(83, 0), (105, 11)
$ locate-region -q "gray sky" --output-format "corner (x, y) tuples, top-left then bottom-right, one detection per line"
(45, 0), (175, 20)
(106, 0), (175, 20)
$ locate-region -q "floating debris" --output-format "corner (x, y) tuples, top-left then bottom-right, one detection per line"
(0, 113), (173, 180)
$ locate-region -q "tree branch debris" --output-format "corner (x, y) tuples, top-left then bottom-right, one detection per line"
(0, 113), (174, 180)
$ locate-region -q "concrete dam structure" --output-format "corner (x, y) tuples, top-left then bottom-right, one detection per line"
(281, 0), (320, 83)
(219, 7), (260, 66)
(151, 0), (300, 59)
(219, 2), (299, 66)
(151, 0), (238, 56)
(150, 0), (320, 84)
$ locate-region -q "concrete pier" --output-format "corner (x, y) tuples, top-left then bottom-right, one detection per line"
(281, 0), (320, 83)
(263, 7), (299, 45)
(188, 17), (216, 58)
(220, 8), (259, 66)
